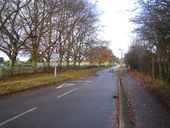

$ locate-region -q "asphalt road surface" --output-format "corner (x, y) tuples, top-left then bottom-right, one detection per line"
(0, 68), (118, 128)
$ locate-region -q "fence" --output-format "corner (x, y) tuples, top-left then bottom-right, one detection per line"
(0, 64), (104, 79)
(0, 64), (47, 79)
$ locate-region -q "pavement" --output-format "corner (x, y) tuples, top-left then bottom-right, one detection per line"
(122, 70), (170, 128)
(0, 68), (118, 128)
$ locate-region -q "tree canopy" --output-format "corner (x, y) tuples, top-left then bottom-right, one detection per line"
(0, 0), (114, 73)
(125, 0), (170, 82)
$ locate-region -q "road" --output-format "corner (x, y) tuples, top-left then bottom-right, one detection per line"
(0, 68), (118, 128)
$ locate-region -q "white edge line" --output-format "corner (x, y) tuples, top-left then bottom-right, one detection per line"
(0, 107), (37, 126)
(57, 88), (77, 99)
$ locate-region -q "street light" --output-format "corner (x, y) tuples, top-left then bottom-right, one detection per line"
(119, 49), (123, 70)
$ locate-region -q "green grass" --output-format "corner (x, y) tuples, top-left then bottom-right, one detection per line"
(0, 68), (100, 96)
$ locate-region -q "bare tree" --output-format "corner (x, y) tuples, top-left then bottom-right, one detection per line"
(128, 0), (170, 82)
(0, 0), (31, 73)
(21, 0), (60, 71)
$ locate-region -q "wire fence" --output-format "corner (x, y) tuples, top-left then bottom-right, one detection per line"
(0, 64), (105, 79)
(0, 64), (49, 79)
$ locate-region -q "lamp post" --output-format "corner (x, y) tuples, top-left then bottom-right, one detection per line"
(119, 49), (123, 70)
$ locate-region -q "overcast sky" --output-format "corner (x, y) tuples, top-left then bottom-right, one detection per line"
(0, 0), (137, 61)
(97, 0), (137, 58)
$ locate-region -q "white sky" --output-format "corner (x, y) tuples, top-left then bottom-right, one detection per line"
(97, 0), (137, 58)
(0, 0), (137, 61)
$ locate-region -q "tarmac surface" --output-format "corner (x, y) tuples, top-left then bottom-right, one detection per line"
(122, 70), (170, 128)
(0, 69), (117, 128)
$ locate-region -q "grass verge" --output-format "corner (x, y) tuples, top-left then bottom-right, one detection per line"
(0, 68), (101, 97)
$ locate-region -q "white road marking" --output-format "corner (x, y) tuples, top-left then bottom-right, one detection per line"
(55, 80), (92, 90)
(57, 88), (77, 99)
(85, 81), (92, 83)
(56, 83), (76, 89)
(74, 80), (83, 83)
(0, 107), (37, 126)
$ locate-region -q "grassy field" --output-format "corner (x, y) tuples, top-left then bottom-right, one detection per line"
(0, 68), (100, 96)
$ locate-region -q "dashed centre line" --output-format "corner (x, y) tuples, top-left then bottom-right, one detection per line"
(0, 107), (37, 127)
(57, 88), (77, 99)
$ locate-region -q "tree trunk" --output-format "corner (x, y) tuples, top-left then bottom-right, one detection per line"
(66, 59), (70, 67)
(59, 53), (63, 67)
(58, 42), (63, 67)
(78, 57), (81, 66)
(46, 58), (50, 68)
(77, 48), (81, 66)
(151, 57), (155, 79)
(9, 58), (16, 75)
(158, 62), (163, 80)
(32, 56), (37, 72)
(66, 51), (70, 67)
(73, 58), (77, 66)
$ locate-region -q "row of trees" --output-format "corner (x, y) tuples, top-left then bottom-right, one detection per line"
(125, 0), (170, 82)
(0, 0), (115, 73)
